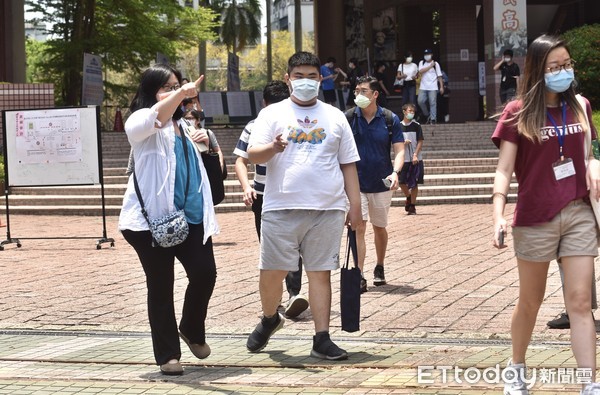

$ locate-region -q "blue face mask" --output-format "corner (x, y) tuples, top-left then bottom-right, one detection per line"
(544, 69), (574, 93)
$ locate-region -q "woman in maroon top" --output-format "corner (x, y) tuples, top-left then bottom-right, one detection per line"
(492, 35), (600, 394)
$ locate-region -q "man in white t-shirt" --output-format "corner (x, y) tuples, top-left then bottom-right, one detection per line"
(234, 80), (309, 320)
(417, 49), (444, 124)
(246, 51), (362, 361)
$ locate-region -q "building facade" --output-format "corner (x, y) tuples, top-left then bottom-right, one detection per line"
(3, 0), (599, 122)
(314, 0), (599, 121)
(272, 0), (315, 34)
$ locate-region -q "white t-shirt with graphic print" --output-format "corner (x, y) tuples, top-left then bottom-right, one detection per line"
(248, 98), (360, 213)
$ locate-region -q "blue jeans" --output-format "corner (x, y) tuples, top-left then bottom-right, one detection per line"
(402, 84), (417, 107)
(418, 89), (438, 121)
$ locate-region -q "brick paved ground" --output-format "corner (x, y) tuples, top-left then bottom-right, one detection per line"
(0, 205), (595, 394)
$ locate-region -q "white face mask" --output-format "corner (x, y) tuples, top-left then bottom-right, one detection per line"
(353, 94), (372, 109)
(504, 57), (512, 63)
(290, 78), (320, 102)
(424, 55), (432, 61)
(406, 57), (413, 63)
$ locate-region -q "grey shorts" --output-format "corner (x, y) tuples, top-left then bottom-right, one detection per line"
(260, 209), (345, 271)
(512, 199), (599, 262)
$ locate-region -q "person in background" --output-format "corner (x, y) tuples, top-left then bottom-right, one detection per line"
(493, 49), (520, 105)
(491, 34), (600, 395)
(373, 61), (390, 108)
(338, 57), (364, 109)
(398, 103), (424, 215)
(346, 76), (404, 293)
(119, 64), (218, 376)
(184, 109), (223, 171)
(233, 80), (309, 319)
(417, 49), (444, 124)
(246, 51), (361, 361)
(396, 51), (419, 107)
(320, 57), (339, 106)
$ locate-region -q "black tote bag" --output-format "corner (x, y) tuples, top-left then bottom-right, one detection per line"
(201, 152), (225, 206)
(340, 226), (361, 332)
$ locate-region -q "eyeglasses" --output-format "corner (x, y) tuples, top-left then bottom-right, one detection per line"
(546, 60), (575, 75)
(161, 83), (181, 91)
(354, 89), (373, 95)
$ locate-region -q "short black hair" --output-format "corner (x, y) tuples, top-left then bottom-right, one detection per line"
(326, 57), (336, 64)
(287, 51), (321, 74)
(355, 75), (380, 93)
(503, 49), (514, 57)
(130, 63), (184, 120)
(349, 57), (358, 66)
(263, 80), (290, 106)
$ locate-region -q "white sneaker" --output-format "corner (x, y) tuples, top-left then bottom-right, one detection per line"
(503, 359), (529, 395)
(581, 382), (600, 394)
(284, 294), (309, 318)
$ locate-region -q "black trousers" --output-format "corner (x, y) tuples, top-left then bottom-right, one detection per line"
(252, 194), (302, 298)
(122, 223), (216, 365)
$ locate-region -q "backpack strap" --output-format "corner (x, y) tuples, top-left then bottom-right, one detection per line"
(345, 108), (358, 135)
(346, 107), (394, 139)
(381, 107), (394, 138)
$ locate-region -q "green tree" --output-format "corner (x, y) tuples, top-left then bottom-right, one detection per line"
(25, 0), (218, 106)
(25, 38), (55, 83)
(562, 24), (600, 108)
(211, 0), (262, 91)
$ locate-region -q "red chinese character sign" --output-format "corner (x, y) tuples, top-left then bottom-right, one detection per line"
(494, 0), (527, 57)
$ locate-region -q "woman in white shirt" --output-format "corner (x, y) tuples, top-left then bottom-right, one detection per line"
(396, 51), (419, 107)
(119, 64), (219, 376)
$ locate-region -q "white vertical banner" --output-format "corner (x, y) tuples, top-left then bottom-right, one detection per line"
(82, 53), (104, 106)
(493, 0), (527, 58)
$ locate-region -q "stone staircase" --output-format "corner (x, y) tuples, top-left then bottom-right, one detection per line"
(1, 121), (516, 216)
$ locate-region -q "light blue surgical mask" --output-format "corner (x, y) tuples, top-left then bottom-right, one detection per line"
(405, 112), (415, 120)
(290, 78), (320, 102)
(544, 69), (574, 93)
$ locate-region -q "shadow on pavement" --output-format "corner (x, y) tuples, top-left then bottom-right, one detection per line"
(367, 284), (426, 295)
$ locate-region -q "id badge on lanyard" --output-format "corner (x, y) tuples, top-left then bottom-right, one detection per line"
(548, 103), (575, 181)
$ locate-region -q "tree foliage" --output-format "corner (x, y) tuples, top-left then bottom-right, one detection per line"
(210, 0), (261, 90)
(179, 30), (315, 92)
(562, 24), (600, 108)
(25, 0), (218, 106)
(212, 0), (261, 54)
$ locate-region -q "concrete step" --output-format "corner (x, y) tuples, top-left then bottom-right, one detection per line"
(3, 125), (509, 215)
(9, 173), (514, 198)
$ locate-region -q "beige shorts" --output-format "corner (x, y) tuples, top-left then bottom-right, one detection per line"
(260, 209), (345, 271)
(360, 191), (394, 228)
(512, 199), (599, 262)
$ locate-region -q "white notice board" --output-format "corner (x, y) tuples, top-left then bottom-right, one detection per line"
(2, 106), (101, 186)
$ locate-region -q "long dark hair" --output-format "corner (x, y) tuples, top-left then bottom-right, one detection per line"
(129, 64), (184, 120)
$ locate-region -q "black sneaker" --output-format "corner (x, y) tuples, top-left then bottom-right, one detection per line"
(373, 265), (386, 286)
(246, 313), (284, 352)
(404, 196), (411, 212)
(310, 332), (348, 361)
(360, 277), (367, 293)
(547, 313), (570, 329)
(407, 204), (417, 215)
